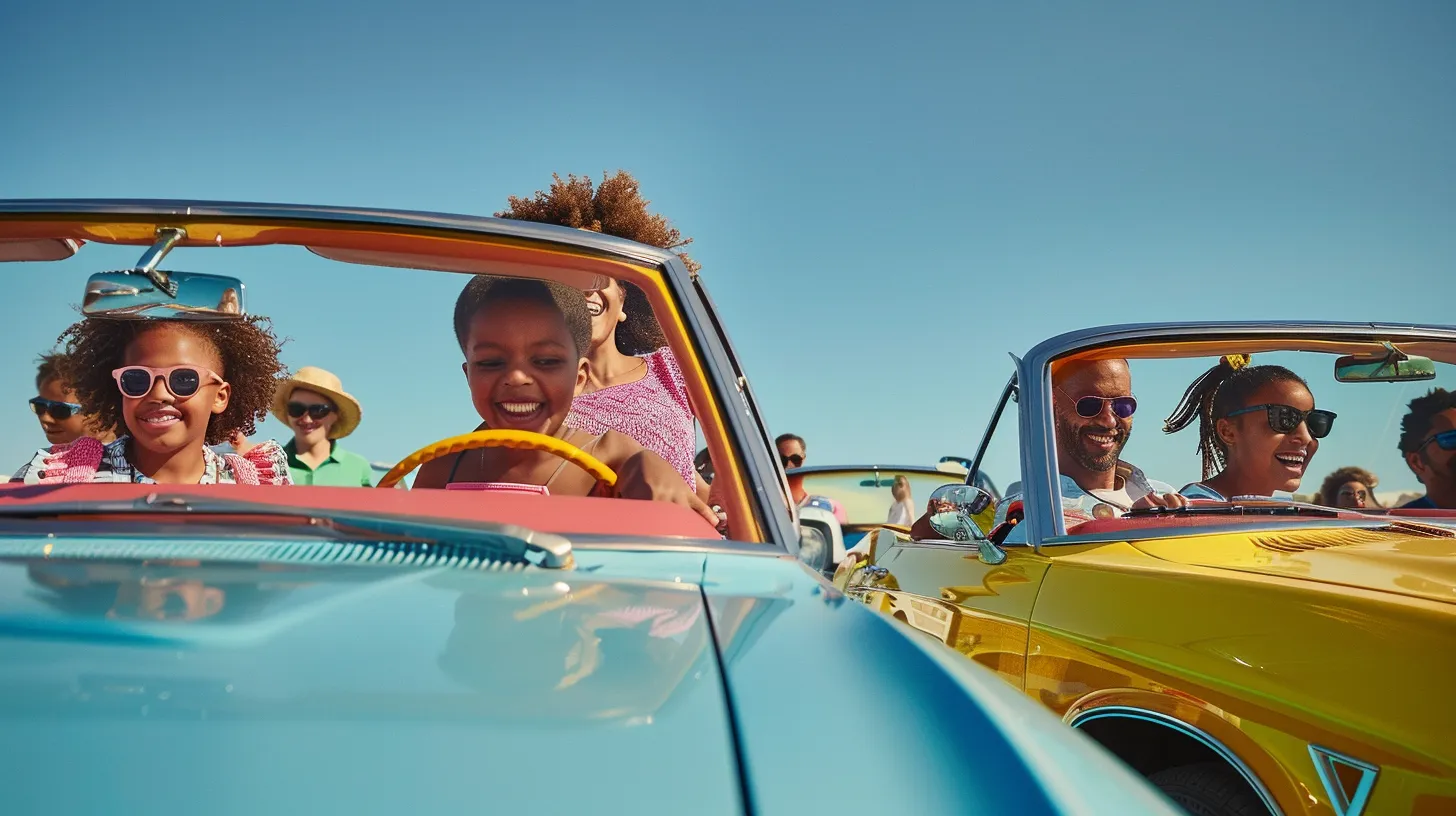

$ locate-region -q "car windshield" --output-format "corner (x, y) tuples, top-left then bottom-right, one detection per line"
(0, 206), (780, 545)
(793, 468), (967, 527)
(975, 341), (1456, 538)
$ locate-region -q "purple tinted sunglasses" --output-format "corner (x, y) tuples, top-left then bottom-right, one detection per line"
(1069, 394), (1138, 419)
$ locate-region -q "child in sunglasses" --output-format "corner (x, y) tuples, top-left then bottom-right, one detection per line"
(12, 316), (291, 486)
(414, 277), (717, 526)
(29, 351), (114, 447)
(1164, 356), (1335, 501)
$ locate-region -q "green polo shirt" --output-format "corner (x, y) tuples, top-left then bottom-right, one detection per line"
(284, 439), (374, 487)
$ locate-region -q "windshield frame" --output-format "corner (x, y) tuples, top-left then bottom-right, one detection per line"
(1017, 322), (1456, 546)
(0, 199), (796, 549)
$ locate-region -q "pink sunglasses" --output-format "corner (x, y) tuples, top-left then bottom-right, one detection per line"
(111, 365), (225, 399)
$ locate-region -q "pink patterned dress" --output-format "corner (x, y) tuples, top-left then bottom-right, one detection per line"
(565, 347), (696, 489)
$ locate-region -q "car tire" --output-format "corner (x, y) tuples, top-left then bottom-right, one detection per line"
(1148, 762), (1266, 816)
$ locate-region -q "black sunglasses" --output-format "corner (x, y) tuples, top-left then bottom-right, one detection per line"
(781, 453), (804, 468)
(287, 401), (336, 420)
(1417, 429), (1456, 453)
(1071, 395), (1138, 419)
(1225, 404), (1337, 438)
(29, 396), (83, 421)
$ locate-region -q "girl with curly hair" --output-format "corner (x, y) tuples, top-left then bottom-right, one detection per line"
(1318, 466), (1380, 509)
(12, 316), (292, 485)
(496, 171), (700, 492)
(1163, 356), (1337, 501)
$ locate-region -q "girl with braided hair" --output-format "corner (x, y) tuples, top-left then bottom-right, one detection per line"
(495, 172), (700, 493)
(1163, 356), (1336, 501)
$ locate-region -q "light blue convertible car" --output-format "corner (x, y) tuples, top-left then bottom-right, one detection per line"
(0, 200), (1177, 815)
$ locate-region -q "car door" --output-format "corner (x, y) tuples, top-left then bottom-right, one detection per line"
(847, 376), (1053, 689)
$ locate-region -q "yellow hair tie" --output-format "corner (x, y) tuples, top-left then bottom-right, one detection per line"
(1223, 354), (1251, 371)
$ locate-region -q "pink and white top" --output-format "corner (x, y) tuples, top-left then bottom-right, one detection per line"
(565, 347), (696, 490)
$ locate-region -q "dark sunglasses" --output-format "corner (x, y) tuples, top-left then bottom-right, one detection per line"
(112, 365), (224, 399)
(287, 402), (336, 420)
(1225, 403), (1336, 438)
(1070, 395), (1138, 419)
(781, 453), (804, 468)
(29, 396), (83, 421)
(1417, 429), (1456, 453)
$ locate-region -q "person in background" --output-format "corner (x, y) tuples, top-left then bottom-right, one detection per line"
(777, 433), (807, 476)
(1396, 387), (1456, 509)
(30, 352), (113, 447)
(777, 432), (846, 523)
(1317, 466), (1380, 510)
(887, 475), (916, 525)
(271, 367), (373, 487)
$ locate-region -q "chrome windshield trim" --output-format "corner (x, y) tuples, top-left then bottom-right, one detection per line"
(0, 199), (678, 268)
(1069, 706), (1282, 816)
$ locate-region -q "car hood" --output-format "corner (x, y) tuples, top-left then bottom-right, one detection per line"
(1131, 525), (1456, 606)
(0, 550), (743, 816)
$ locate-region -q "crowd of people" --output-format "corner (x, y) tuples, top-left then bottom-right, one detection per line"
(14, 171), (1456, 530)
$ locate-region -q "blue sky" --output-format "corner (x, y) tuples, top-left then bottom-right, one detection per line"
(1, 1), (1452, 493)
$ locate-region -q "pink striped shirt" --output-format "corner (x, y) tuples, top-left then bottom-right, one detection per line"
(565, 347), (696, 489)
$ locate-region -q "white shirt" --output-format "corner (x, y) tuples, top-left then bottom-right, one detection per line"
(887, 498), (916, 526)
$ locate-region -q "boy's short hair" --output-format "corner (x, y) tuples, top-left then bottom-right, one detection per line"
(453, 277), (593, 357)
(35, 352), (67, 391)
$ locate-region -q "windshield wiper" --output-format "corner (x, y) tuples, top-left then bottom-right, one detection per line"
(0, 493), (575, 569)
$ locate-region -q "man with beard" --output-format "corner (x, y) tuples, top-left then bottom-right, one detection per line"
(911, 358), (1183, 542)
(1396, 387), (1456, 509)
(1043, 358), (1184, 521)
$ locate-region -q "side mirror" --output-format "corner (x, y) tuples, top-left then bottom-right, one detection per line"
(798, 523), (830, 573)
(83, 270), (246, 320)
(926, 483), (1006, 565)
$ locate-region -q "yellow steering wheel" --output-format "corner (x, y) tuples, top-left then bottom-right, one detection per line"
(376, 429), (619, 490)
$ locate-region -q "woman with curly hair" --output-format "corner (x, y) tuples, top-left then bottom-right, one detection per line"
(1318, 466), (1380, 509)
(12, 316), (292, 485)
(1163, 355), (1336, 500)
(496, 171), (700, 491)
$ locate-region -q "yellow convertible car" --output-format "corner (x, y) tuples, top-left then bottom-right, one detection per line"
(835, 322), (1456, 816)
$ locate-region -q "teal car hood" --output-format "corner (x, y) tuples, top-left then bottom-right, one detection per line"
(0, 550), (742, 816)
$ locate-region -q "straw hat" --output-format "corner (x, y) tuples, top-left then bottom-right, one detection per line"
(271, 367), (362, 439)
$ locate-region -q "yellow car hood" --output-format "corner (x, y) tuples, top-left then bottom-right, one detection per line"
(1130, 525), (1456, 606)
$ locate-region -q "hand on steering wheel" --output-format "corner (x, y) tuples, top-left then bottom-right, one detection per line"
(376, 430), (617, 489)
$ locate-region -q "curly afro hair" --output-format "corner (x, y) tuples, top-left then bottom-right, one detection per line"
(1317, 466), (1380, 507)
(495, 171), (697, 356)
(58, 317), (287, 445)
(453, 276), (593, 357)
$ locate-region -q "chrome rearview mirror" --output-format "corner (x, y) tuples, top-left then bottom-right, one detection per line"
(82, 226), (246, 320)
(1335, 343), (1436, 383)
(926, 483), (1005, 565)
(84, 270), (245, 319)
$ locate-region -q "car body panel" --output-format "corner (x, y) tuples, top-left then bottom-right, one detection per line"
(2, 548), (742, 815)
